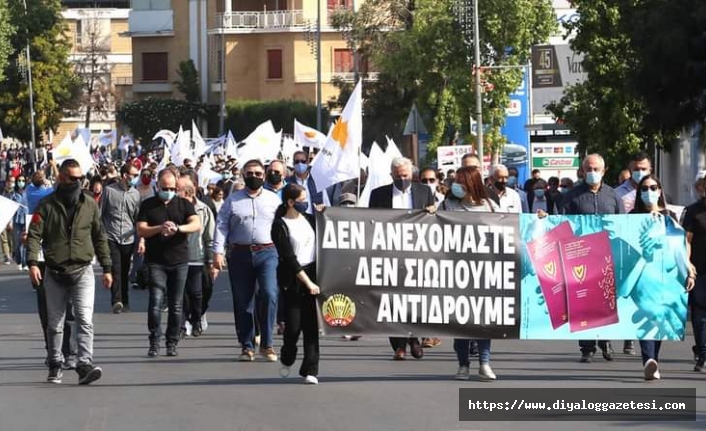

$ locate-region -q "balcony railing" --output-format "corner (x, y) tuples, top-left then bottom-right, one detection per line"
(217, 10), (306, 30)
(294, 72), (379, 83)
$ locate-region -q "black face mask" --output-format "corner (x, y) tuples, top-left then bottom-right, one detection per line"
(266, 172), (282, 185)
(244, 176), (264, 191)
(57, 181), (82, 205)
(494, 181), (506, 192)
(393, 178), (411, 191)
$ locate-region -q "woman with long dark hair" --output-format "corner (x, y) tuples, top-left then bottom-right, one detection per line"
(271, 183), (321, 384)
(631, 174), (696, 380)
(442, 166), (500, 381)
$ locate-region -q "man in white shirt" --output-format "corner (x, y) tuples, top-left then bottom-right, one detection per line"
(491, 164), (522, 214)
(614, 152), (651, 213)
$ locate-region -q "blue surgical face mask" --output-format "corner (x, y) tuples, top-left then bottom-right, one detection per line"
(641, 190), (660, 206)
(559, 186), (570, 194)
(451, 183), (466, 199)
(507, 176), (518, 188)
(534, 189), (545, 199)
(17, 181), (25, 189)
(158, 190), (176, 202)
(585, 171), (603, 186)
(294, 162), (309, 175)
(293, 201), (308, 214)
(632, 170), (648, 184)
(129, 176), (139, 187)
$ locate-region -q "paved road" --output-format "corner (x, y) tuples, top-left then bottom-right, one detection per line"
(0, 265), (704, 431)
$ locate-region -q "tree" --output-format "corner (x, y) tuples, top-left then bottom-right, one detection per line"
(72, 9), (114, 129)
(174, 60), (200, 103)
(0, 0), (81, 144)
(0, 0), (15, 83)
(331, 0), (555, 160)
(116, 98), (210, 143)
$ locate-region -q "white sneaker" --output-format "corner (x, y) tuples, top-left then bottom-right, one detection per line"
(254, 335), (261, 347)
(200, 313), (208, 332)
(21, 265), (28, 271)
(644, 359), (660, 381)
(184, 321), (192, 337)
(303, 375), (318, 385)
(279, 365), (291, 378)
(479, 364), (497, 381)
(455, 366), (470, 380)
(17, 264), (22, 271)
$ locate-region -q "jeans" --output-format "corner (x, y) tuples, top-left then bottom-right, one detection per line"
(147, 263), (188, 346)
(108, 241), (134, 306)
(454, 339), (491, 366)
(44, 265), (95, 367)
(692, 275), (706, 361)
(128, 233), (143, 285)
(35, 262), (76, 358)
(280, 265), (319, 377)
(12, 225), (26, 266)
(182, 265), (203, 328)
(227, 247), (279, 350)
(639, 340), (661, 365)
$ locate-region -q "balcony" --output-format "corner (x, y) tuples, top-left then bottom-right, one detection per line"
(127, 9), (174, 37)
(294, 72), (379, 83)
(216, 10), (306, 32)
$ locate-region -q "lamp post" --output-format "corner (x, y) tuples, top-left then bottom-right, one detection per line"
(316, 0), (322, 131)
(22, 0), (36, 148)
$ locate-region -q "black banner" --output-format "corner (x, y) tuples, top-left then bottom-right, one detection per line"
(316, 207), (520, 339)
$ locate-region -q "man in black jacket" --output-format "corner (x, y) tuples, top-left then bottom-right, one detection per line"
(369, 157), (435, 360)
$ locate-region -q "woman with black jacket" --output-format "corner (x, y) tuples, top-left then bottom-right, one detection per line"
(271, 184), (321, 385)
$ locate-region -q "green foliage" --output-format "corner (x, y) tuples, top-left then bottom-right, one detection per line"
(174, 60), (201, 103)
(116, 98), (209, 143)
(330, 0), (555, 160)
(225, 99), (325, 138)
(0, 0), (80, 144)
(0, 0), (15, 83)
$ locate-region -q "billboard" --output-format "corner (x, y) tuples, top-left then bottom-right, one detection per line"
(531, 142), (579, 179)
(500, 68), (531, 183)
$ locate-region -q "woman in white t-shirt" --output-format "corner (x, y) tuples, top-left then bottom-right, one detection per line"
(271, 183), (321, 385)
(442, 166), (501, 382)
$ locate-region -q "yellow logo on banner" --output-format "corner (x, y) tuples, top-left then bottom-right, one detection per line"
(572, 265), (586, 283)
(331, 118), (348, 149)
(322, 294), (356, 327)
(304, 131), (317, 140)
(543, 261), (556, 278)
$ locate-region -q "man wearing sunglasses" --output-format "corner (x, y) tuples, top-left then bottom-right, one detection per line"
(27, 159), (113, 385)
(264, 159), (288, 199)
(285, 151), (323, 214)
(213, 159), (281, 363)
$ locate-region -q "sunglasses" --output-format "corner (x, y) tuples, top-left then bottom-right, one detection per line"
(67, 175), (84, 183)
(640, 184), (659, 192)
(560, 185), (570, 188)
(294, 159), (307, 164)
(244, 171), (264, 178)
(420, 178), (436, 184)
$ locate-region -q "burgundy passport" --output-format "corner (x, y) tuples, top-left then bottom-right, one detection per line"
(560, 230), (619, 332)
(527, 221), (574, 329)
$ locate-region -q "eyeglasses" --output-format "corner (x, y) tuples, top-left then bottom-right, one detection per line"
(420, 178), (436, 184)
(294, 159), (307, 164)
(640, 184), (660, 192)
(67, 175), (84, 183)
(244, 171), (264, 178)
(560, 185), (570, 188)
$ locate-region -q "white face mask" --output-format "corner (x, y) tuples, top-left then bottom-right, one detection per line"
(426, 183), (437, 194)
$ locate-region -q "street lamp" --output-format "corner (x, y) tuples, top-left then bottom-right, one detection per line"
(304, 1), (323, 131)
(22, 0), (36, 148)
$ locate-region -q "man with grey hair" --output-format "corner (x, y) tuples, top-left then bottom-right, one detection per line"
(561, 153), (623, 363)
(490, 164), (522, 213)
(370, 156), (435, 360)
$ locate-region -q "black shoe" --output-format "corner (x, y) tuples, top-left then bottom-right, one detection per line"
(599, 341), (614, 361)
(695, 358), (706, 372)
(77, 364), (102, 385)
(166, 345), (178, 357)
(469, 341), (480, 358)
(580, 350), (595, 363)
(122, 304), (131, 313)
(693, 346), (699, 363)
(623, 340), (636, 355)
(62, 356), (77, 370)
(148, 343), (159, 357)
(192, 323), (202, 338)
(47, 367), (63, 384)
(179, 328), (186, 340)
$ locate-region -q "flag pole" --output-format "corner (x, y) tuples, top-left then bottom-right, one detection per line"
(357, 145), (362, 205)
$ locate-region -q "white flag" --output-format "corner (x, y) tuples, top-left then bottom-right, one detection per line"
(153, 129), (177, 148)
(171, 127), (193, 166)
(294, 119), (326, 149)
(310, 80), (363, 192)
(281, 136), (302, 167)
(385, 136), (403, 160)
(192, 120), (207, 159)
(74, 128), (91, 148)
(236, 120), (281, 164)
(358, 141), (393, 208)
(55, 132), (94, 175)
(0, 127), (4, 143)
(224, 131), (238, 159)
(157, 147), (171, 172)
(118, 135), (134, 152)
(97, 130), (116, 147)
(0, 195), (20, 230)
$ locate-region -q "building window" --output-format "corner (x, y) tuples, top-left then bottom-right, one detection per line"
(327, 0), (351, 10)
(267, 49), (283, 80)
(142, 52), (168, 81)
(333, 49), (353, 73)
(132, 0), (171, 11)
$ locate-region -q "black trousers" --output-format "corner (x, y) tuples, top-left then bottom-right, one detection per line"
(280, 265), (319, 377)
(108, 241), (134, 306)
(182, 265), (203, 328)
(35, 262), (75, 357)
(390, 337), (421, 352)
(201, 264), (213, 314)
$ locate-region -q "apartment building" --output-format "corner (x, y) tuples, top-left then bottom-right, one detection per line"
(58, 0), (133, 139)
(127, 0), (370, 128)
